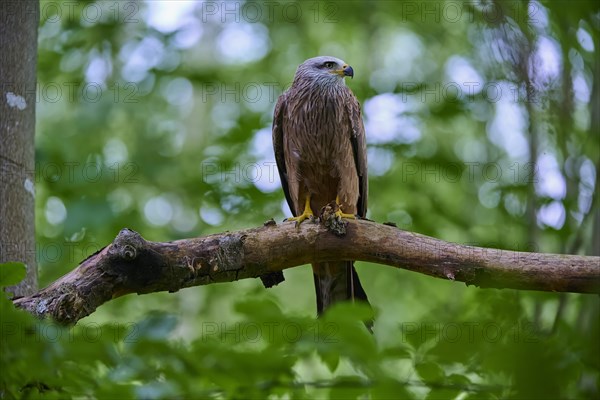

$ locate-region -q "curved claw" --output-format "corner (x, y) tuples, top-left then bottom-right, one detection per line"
(286, 195), (315, 229)
(334, 196), (356, 219)
(286, 212), (316, 228)
(334, 210), (356, 219)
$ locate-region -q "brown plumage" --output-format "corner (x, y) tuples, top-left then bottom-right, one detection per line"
(272, 56), (370, 316)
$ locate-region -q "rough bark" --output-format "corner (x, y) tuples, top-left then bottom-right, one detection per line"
(13, 219), (600, 325)
(0, 1), (40, 297)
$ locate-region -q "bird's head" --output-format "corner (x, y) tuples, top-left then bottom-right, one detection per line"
(293, 56), (354, 87)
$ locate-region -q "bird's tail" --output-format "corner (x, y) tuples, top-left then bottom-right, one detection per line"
(312, 261), (371, 324)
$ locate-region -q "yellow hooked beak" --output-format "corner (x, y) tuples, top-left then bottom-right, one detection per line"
(332, 64), (354, 78)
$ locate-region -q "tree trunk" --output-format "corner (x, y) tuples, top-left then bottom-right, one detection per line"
(0, 1), (40, 296)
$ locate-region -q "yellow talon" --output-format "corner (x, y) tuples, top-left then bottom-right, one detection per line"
(335, 210), (356, 219)
(334, 196), (356, 219)
(286, 195), (315, 227)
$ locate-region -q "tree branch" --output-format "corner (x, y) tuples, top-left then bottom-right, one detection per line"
(13, 219), (600, 324)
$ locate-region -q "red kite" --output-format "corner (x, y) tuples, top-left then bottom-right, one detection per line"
(273, 56), (370, 316)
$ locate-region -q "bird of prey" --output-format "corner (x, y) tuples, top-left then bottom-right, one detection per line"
(272, 56), (370, 316)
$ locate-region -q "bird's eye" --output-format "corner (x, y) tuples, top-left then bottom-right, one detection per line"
(323, 62), (335, 69)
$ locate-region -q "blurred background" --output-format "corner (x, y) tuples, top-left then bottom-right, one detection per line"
(28, 0), (599, 397)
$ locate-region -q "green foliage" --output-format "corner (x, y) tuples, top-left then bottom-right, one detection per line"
(0, 262), (27, 287)
(4, 287), (597, 398)
(8, 0), (599, 398)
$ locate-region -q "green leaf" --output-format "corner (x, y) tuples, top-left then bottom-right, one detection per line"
(382, 345), (412, 359)
(0, 262), (26, 286)
(425, 388), (461, 400)
(234, 297), (285, 321)
(323, 301), (375, 326)
(320, 348), (340, 373)
(415, 361), (446, 383)
(447, 373), (471, 386)
(321, 303), (378, 367)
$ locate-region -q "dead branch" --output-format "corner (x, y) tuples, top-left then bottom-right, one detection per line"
(12, 219), (600, 324)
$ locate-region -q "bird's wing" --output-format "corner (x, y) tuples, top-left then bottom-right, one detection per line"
(272, 92), (296, 216)
(347, 93), (368, 217)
